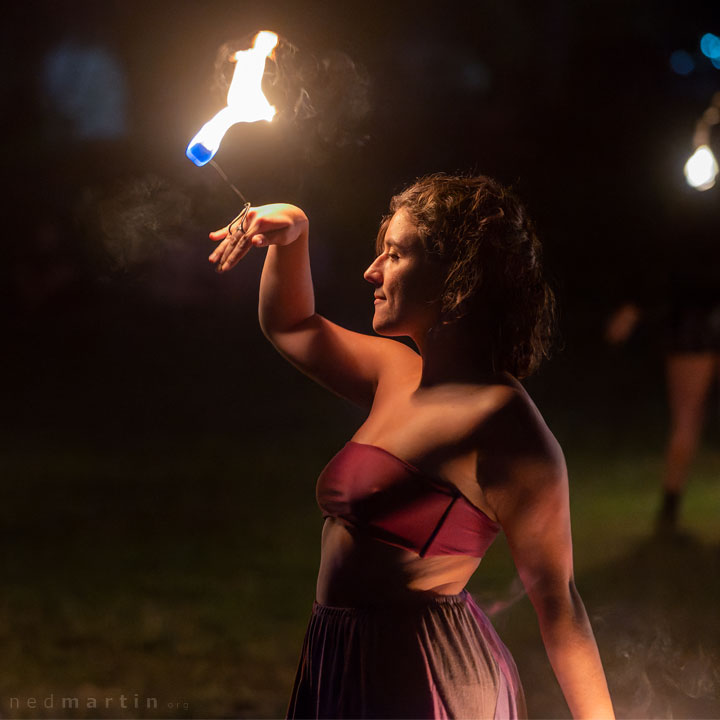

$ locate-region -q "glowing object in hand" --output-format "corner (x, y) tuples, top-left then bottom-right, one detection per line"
(186, 31), (279, 166)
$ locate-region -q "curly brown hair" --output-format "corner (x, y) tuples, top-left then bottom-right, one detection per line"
(376, 173), (556, 378)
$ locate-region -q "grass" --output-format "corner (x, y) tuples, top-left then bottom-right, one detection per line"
(1, 403), (719, 718)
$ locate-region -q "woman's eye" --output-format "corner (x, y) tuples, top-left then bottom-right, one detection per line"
(387, 253), (399, 260)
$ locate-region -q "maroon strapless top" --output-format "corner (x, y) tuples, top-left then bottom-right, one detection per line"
(316, 441), (500, 558)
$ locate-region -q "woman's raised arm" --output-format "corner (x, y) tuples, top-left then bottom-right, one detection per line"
(208, 204), (418, 409)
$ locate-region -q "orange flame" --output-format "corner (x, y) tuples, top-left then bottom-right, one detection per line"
(186, 31), (279, 166)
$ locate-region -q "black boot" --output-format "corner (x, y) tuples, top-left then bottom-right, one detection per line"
(655, 490), (681, 537)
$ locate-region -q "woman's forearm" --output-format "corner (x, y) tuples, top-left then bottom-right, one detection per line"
(535, 587), (615, 719)
(258, 226), (314, 337)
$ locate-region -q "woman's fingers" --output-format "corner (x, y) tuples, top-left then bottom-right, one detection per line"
(209, 225), (230, 241)
(209, 214), (249, 265)
(209, 234), (233, 264)
(208, 209), (253, 266)
(220, 234), (254, 271)
(208, 206), (289, 272)
(216, 223), (255, 271)
(216, 232), (241, 269)
(216, 217), (261, 266)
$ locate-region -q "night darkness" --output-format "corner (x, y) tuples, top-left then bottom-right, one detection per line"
(3, 1), (720, 718)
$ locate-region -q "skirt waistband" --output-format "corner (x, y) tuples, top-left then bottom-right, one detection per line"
(311, 589), (470, 616)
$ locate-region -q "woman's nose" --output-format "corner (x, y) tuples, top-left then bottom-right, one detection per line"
(363, 257), (382, 285)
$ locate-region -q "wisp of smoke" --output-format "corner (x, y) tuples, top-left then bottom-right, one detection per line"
(213, 32), (371, 159)
(89, 175), (193, 270)
(595, 607), (720, 719)
(481, 575), (527, 618)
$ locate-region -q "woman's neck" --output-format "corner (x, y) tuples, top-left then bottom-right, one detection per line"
(414, 321), (503, 389)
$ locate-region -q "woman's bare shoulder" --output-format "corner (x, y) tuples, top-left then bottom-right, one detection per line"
(474, 381), (566, 488)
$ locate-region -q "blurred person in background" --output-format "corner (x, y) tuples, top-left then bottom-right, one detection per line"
(606, 183), (720, 536)
(606, 297), (720, 534)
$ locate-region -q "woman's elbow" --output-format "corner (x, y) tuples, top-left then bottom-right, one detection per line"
(532, 579), (589, 631)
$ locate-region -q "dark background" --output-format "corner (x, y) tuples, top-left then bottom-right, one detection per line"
(2, 1), (720, 718)
(3, 0), (720, 444)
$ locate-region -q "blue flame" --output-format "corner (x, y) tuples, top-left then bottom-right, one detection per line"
(186, 141), (215, 167)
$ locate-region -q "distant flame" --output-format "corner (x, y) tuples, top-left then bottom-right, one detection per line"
(684, 144), (719, 191)
(186, 30), (279, 166)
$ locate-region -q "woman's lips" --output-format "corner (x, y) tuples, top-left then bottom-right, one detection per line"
(374, 298), (385, 304)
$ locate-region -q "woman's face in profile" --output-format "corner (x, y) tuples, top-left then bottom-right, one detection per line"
(363, 208), (444, 339)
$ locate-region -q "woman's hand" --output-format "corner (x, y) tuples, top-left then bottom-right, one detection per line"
(604, 303), (641, 345)
(209, 203), (309, 273)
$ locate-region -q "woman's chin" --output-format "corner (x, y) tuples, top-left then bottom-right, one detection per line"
(372, 317), (406, 337)
(372, 315), (389, 334)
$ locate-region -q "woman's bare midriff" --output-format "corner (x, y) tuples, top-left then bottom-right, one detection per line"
(315, 517), (482, 607)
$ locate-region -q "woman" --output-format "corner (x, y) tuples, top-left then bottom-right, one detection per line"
(209, 174), (614, 719)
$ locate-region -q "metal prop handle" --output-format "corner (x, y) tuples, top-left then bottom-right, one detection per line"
(228, 202), (252, 235)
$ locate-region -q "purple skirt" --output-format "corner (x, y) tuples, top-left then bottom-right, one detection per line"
(286, 590), (526, 719)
